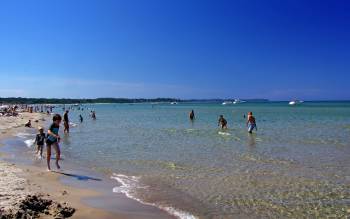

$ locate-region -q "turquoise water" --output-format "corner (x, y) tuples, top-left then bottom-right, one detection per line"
(52, 102), (350, 218)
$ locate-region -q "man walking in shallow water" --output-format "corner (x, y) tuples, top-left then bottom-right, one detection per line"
(246, 112), (257, 134)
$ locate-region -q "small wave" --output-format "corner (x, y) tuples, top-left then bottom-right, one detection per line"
(218, 131), (231, 136)
(159, 206), (197, 219)
(185, 129), (195, 133)
(69, 122), (78, 127)
(111, 174), (145, 195)
(24, 139), (35, 148)
(255, 137), (263, 142)
(239, 153), (294, 165)
(111, 173), (197, 219)
(16, 132), (35, 139)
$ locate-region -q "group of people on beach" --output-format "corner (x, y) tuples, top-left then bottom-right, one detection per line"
(189, 110), (257, 133)
(30, 105), (97, 171)
(29, 105), (256, 171)
(0, 104), (54, 117)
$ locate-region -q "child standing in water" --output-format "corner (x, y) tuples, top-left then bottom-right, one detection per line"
(246, 112), (257, 133)
(46, 114), (62, 171)
(34, 127), (46, 158)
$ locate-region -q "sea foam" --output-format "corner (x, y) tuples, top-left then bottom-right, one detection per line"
(24, 139), (35, 148)
(111, 173), (197, 219)
(16, 132), (35, 139)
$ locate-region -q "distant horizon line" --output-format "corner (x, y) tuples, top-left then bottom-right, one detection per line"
(1, 97), (350, 103)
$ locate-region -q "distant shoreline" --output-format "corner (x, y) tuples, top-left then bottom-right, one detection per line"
(0, 97), (180, 105)
(1, 97), (350, 105)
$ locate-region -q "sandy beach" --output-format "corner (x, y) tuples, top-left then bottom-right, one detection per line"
(0, 112), (105, 218)
(0, 112), (175, 219)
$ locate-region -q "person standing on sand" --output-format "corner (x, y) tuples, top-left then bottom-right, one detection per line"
(63, 110), (69, 133)
(46, 114), (62, 171)
(246, 112), (257, 134)
(218, 115), (228, 129)
(189, 110), (195, 121)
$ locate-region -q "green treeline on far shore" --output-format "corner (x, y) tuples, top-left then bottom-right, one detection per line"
(0, 97), (181, 104)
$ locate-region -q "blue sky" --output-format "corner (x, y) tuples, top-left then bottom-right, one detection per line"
(0, 0), (349, 100)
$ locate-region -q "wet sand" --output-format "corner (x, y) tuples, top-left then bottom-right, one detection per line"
(0, 112), (175, 219)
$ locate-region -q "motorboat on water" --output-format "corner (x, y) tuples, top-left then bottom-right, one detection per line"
(170, 102), (178, 105)
(222, 99), (246, 105)
(222, 101), (233, 105)
(289, 100), (303, 105)
(233, 99), (246, 104)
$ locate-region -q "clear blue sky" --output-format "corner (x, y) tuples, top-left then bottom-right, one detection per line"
(0, 0), (349, 100)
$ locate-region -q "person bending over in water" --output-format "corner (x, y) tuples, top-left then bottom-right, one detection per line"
(189, 110), (195, 120)
(218, 115), (228, 129)
(246, 112), (257, 134)
(46, 114), (62, 171)
(63, 110), (69, 133)
(25, 120), (32, 128)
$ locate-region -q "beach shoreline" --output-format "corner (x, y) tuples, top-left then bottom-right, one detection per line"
(0, 112), (177, 219)
(2, 103), (349, 218)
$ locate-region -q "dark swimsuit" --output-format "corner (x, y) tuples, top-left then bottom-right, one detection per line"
(36, 133), (46, 146)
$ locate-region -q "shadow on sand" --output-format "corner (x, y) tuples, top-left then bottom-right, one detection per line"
(52, 171), (102, 181)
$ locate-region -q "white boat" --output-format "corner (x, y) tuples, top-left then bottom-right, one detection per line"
(222, 101), (233, 105)
(233, 99), (245, 104)
(170, 102), (178, 105)
(289, 100), (303, 105)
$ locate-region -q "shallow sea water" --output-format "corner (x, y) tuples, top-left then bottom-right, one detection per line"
(23, 102), (350, 218)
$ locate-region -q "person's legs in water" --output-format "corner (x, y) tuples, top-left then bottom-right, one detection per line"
(52, 142), (61, 169)
(64, 122), (69, 133)
(248, 124), (255, 134)
(37, 145), (43, 157)
(36, 144), (40, 155)
(39, 145), (43, 158)
(46, 144), (52, 171)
